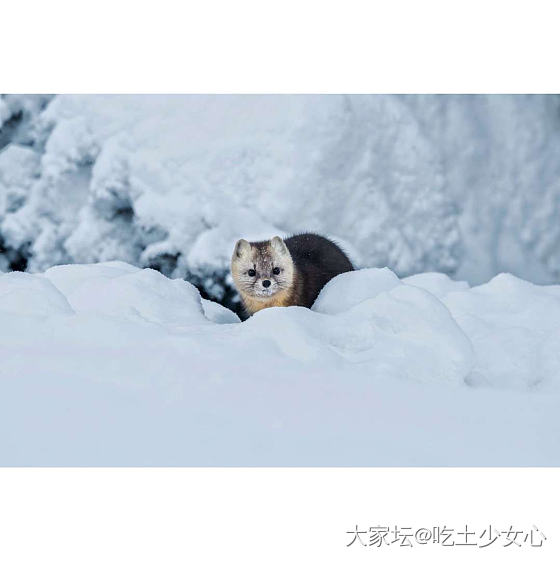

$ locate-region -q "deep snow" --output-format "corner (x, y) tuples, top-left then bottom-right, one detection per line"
(2, 94), (560, 465)
(1, 263), (559, 466)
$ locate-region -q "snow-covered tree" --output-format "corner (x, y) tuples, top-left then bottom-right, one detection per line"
(1, 94), (560, 307)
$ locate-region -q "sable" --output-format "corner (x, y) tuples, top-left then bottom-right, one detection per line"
(231, 233), (354, 316)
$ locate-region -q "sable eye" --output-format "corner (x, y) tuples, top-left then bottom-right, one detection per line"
(272, 267), (280, 275)
(247, 269), (256, 277)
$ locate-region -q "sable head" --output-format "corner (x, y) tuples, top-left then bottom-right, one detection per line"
(231, 236), (294, 299)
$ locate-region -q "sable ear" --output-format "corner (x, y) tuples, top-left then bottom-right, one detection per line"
(234, 239), (251, 258)
(271, 236), (288, 255)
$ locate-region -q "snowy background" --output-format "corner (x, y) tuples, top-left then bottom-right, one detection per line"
(1, 94), (560, 466)
(2, 95), (560, 304)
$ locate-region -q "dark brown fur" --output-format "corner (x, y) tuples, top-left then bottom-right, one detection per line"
(282, 233), (354, 308)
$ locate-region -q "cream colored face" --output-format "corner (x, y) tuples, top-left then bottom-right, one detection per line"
(231, 236), (294, 299)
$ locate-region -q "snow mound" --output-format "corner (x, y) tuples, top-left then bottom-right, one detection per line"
(43, 261), (241, 327)
(201, 298), (241, 324)
(444, 273), (560, 391)
(1, 263), (559, 466)
(312, 267), (401, 314)
(0, 271), (73, 316)
(402, 272), (470, 298)
(56, 266), (207, 327)
(43, 261), (139, 295)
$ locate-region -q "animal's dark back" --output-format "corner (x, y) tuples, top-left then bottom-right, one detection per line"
(284, 233), (354, 307)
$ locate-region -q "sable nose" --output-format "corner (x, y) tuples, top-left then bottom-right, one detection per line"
(262, 279), (271, 288)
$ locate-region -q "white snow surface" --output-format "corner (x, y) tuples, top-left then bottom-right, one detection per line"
(2, 95), (560, 291)
(1, 263), (559, 466)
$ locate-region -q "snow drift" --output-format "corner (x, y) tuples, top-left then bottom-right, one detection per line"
(1, 263), (559, 466)
(2, 94), (560, 308)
